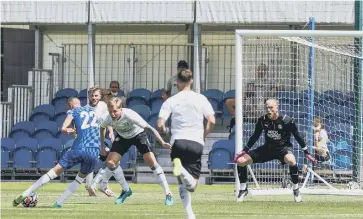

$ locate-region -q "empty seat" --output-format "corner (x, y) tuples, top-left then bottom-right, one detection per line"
(39, 138), (63, 153)
(9, 121), (36, 139)
(1, 138), (16, 151)
(52, 96), (68, 114)
(130, 105), (151, 120)
(208, 140), (234, 170)
(151, 89), (164, 100)
(13, 147), (35, 168)
(31, 104), (55, 117)
(52, 112), (67, 127)
(80, 97), (88, 106)
(126, 88), (151, 107)
(55, 88), (78, 98)
(35, 121), (59, 135)
(150, 98), (163, 115)
(202, 89), (224, 102)
(57, 132), (75, 145)
(16, 138), (38, 152)
(78, 89), (88, 98)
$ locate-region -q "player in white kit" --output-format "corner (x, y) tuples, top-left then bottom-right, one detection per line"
(88, 97), (174, 205)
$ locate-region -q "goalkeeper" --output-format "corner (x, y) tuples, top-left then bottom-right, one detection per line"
(234, 99), (317, 203)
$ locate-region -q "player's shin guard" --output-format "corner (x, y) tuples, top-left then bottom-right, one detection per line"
(109, 164), (129, 191)
(178, 183), (195, 219)
(23, 169), (58, 197)
(56, 174), (84, 205)
(289, 165), (299, 189)
(85, 172), (94, 188)
(237, 165), (248, 190)
(151, 163), (171, 195)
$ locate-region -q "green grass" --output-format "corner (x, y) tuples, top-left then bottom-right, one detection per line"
(1, 182), (363, 219)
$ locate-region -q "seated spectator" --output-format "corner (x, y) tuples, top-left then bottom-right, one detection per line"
(109, 81), (125, 97)
(303, 117), (330, 172)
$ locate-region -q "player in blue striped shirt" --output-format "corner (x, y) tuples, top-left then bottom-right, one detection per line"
(13, 97), (101, 208)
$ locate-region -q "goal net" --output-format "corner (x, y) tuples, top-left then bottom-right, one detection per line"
(234, 30), (363, 196)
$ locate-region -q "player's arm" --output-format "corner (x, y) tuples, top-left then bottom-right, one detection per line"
(157, 100), (172, 135)
(130, 111), (171, 149)
(100, 117), (111, 156)
(202, 97), (216, 141)
(244, 118), (263, 152)
(61, 113), (75, 134)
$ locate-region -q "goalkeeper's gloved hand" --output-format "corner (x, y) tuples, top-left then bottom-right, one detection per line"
(233, 147), (249, 164)
(303, 149), (318, 166)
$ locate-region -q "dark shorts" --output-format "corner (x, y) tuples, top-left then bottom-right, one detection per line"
(247, 144), (293, 164)
(171, 139), (204, 179)
(110, 131), (152, 156)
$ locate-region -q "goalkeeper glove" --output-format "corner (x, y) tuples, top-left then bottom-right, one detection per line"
(233, 146), (250, 164)
(303, 149), (318, 166)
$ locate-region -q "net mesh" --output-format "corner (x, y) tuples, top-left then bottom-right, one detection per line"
(239, 35), (362, 190)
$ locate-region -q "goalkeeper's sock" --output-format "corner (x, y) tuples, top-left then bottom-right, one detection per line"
(289, 164), (299, 184)
(178, 183), (195, 219)
(237, 165), (248, 184)
(23, 169), (57, 197)
(56, 174), (83, 205)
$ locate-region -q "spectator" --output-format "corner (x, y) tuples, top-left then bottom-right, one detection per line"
(303, 117), (330, 172)
(109, 81), (125, 97)
(162, 60), (189, 101)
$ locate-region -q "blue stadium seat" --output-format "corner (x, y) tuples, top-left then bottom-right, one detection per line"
(126, 88), (151, 107)
(57, 132), (75, 145)
(211, 140), (235, 157)
(151, 89), (164, 100)
(208, 148), (233, 170)
(1, 138), (15, 168)
(32, 104), (55, 117)
(55, 88), (78, 98)
(35, 121), (59, 136)
(16, 138), (38, 152)
(78, 89), (88, 98)
(130, 105), (151, 120)
(1, 146), (12, 168)
(36, 147), (58, 169)
(147, 113), (158, 129)
(39, 138), (62, 153)
(202, 89), (224, 102)
(52, 112), (67, 127)
(13, 147), (35, 168)
(1, 138), (16, 151)
(9, 121), (36, 139)
(52, 96), (68, 114)
(29, 113), (51, 125)
(150, 98), (163, 115)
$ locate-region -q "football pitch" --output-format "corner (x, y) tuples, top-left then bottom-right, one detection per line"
(1, 182), (363, 219)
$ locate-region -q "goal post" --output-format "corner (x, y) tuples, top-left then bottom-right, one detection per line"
(234, 30), (363, 197)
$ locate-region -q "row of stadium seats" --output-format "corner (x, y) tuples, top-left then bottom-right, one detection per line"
(1, 137), (136, 170)
(207, 140), (353, 173)
(8, 112), (162, 143)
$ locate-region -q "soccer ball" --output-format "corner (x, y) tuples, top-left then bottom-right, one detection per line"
(22, 193), (38, 207)
(345, 181), (360, 190)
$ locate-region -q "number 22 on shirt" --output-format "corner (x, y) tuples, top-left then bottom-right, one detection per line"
(80, 111), (98, 129)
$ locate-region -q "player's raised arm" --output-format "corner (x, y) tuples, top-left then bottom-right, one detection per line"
(244, 118), (263, 152)
(130, 110), (171, 149)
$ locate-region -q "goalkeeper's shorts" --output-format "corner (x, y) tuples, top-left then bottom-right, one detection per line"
(247, 144), (293, 164)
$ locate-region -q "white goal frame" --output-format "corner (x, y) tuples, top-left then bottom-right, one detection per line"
(234, 30), (363, 198)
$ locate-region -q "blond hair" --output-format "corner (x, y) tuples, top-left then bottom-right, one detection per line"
(107, 97), (123, 109)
